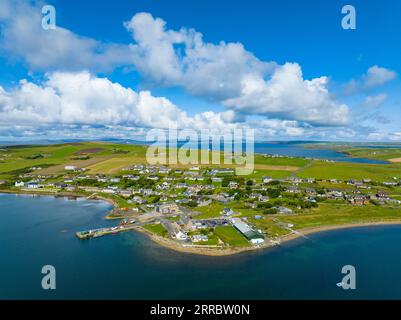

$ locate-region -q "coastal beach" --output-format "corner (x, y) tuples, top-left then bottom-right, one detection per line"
(136, 218), (401, 256)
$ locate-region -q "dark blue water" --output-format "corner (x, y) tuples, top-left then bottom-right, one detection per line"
(1, 193), (401, 300)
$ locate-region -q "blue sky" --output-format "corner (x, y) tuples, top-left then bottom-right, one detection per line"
(0, 0), (400, 142)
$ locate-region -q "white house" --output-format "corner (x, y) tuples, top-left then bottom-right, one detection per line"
(192, 234), (208, 243)
(27, 182), (39, 189)
(65, 165), (77, 171)
(175, 231), (188, 241)
(15, 181), (25, 187)
(102, 188), (117, 194)
(221, 207), (235, 216)
(228, 181), (239, 189)
(250, 238), (265, 245)
(263, 176), (273, 184)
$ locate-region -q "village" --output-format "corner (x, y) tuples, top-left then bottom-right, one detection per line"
(9, 160), (401, 251)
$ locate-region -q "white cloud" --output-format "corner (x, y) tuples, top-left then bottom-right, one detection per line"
(257, 119), (306, 137)
(363, 66), (397, 89)
(1, 6), (395, 141)
(125, 13), (348, 126)
(0, 0), (131, 72)
(125, 12), (273, 100)
(0, 71), (240, 132)
(224, 63), (349, 126)
(365, 94), (387, 108)
(0, 71), (358, 141)
(389, 132), (401, 141)
(345, 66), (397, 94)
(1, 6), (351, 128)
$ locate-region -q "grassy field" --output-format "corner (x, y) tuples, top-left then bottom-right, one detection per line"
(214, 226), (249, 247)
(297, 160), (401, 181)
(254, 154), (309, 167)
(303, 143), (401, 161)
(248, 168), (294, 179)
(0, 142), (307, 180)
(0, 142), (148, 177)
(86, 156), (147, 174)
(279, 203), (401, 230)
(334, 147), (401, 161)
(238, 211), (290, 237)
(143, 223), (168, 237)
(195, 203), (226, 219)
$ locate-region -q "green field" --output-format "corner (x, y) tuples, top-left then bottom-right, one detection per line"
(254, 154), (309, 167)
(195, 203), (226, 219)
(343, 148), (401, 161)
(303, 143), (401, 161)
(143, 223), (168, 237)
(297, 160), (401, 181)
(280, 203), (401, 230)
(214, 226), (249, 247)
(0, 142), (147, 178)
(0, 142), (306, 181)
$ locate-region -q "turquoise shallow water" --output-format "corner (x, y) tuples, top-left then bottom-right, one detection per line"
(1, 193), (401, 300)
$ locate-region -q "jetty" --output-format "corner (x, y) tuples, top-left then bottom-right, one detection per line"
(76, 222), (137, 240)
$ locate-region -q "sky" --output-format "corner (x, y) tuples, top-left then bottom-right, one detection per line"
(0, 0), (400, 142)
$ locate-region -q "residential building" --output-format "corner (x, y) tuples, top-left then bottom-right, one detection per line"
(156, 203), (181, 215)
(263, 176), (273, 184)
(15, 181), (25, 187)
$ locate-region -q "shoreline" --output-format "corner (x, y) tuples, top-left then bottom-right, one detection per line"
(0, 189), (117, 208)
(134, 220), (401, 257)
(2, 189), (401, 256)
(300, 144), (391, 164)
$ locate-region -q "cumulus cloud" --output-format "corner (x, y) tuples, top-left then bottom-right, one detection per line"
(345, 66), (397, 94)
(0, 71), (239, 131)
(125, 12), (274, 100)
(0, 71), (361, 142)
(363, 66), (397, 89)
(223, 63), (349, 126)
(125, 13), (349, 126)
(256, 119), (307, 137)
(0, 0), (131, 72)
